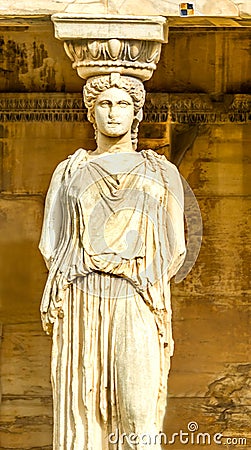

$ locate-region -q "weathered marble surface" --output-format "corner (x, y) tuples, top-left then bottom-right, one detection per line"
(0, 0), (250, 16)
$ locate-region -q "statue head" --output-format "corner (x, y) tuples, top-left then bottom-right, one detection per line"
(83, 73), (145, 150)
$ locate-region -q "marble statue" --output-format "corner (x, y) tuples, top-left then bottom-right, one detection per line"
(39, 73), (186, 449)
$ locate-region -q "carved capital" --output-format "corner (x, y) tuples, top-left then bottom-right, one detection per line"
(51, 14), (168, 81)
(64, 39), (162, 81)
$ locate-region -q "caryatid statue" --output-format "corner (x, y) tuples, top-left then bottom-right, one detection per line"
(39, 15), (186, 450)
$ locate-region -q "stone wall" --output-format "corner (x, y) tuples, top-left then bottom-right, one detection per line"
(0, 18), (251, 450)
(169, 121), (251, 448)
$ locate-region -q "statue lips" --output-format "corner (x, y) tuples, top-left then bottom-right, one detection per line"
(106, 121), (122, 130)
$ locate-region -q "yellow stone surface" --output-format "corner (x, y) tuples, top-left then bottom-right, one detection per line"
(1, 121), (94, 194)
(1, 23), (251, 95)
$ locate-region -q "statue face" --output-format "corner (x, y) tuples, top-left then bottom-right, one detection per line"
(94, 87), (134, 138)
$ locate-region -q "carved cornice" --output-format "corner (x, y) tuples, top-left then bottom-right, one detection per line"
(0, 93), (251, 123)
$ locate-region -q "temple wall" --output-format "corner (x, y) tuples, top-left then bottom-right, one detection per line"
(0, 19), (251, 450)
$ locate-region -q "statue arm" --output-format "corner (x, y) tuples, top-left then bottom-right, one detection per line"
(39, 148), (88, 270)
(167, 165), (186, 280)
(39, 159), (68, 269)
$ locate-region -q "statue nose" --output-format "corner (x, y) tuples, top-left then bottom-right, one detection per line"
(108, 106), (116, 118)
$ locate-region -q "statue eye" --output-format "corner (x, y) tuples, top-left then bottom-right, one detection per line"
(99, 100), (110, 107)
(118, 101), (131, 107)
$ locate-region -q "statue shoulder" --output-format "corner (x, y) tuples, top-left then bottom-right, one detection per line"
(142, 148), (180, 175)
(51, 148), (88, 182)
(141, 149), (184, 200)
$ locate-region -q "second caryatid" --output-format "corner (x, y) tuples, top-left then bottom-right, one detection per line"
(40, 70), (186, 449)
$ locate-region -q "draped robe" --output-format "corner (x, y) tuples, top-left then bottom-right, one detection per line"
(39, 149), (186, 450)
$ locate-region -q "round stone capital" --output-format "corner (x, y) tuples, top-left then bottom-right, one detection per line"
(51, 14), (168, 81)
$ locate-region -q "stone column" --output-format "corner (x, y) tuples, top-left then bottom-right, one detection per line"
(44, 14), (185, 450)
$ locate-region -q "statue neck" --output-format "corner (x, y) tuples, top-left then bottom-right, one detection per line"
(95, 130), (134, 155)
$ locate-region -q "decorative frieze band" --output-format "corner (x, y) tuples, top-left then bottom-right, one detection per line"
(0, 93), (251, 124)
(145, 94), (251, 124)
